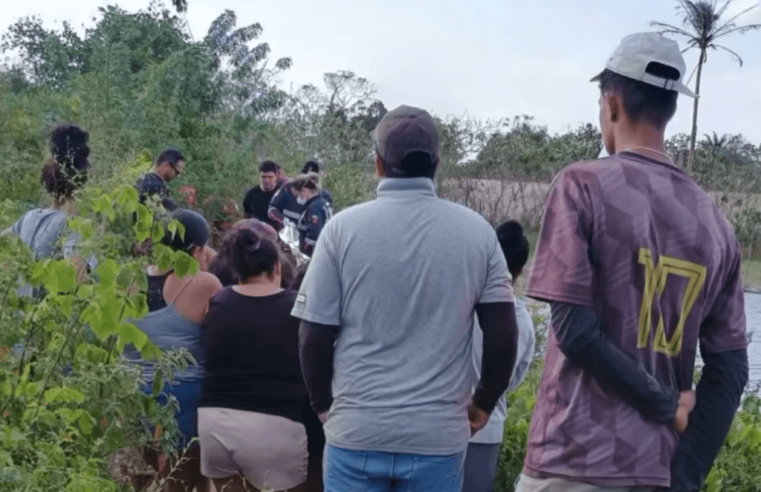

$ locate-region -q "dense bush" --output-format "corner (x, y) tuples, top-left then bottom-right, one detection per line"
(0, 181), (200, 491)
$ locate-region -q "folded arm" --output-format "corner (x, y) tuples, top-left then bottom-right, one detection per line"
(472, 302), (519, 413)
(551, 302), (680, 426)
(299, 320), (338, 415)
(665, 348), (748, 492)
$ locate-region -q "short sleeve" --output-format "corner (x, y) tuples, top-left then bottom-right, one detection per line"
(478, 234), (514, 304)
(527, 170), (595, 307)
(291, 222), (342, 326)
(700, 245), (747, 354)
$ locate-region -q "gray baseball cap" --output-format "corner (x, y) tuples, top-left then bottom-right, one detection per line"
(374, 105), (440, 170)
(591, 32), (696, 98)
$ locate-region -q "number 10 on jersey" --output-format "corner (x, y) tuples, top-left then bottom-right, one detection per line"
(637, 248), (707, 357)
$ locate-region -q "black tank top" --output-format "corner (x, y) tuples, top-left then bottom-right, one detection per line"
(146, 271), (172, 312)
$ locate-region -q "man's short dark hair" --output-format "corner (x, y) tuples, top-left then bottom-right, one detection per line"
(302, 160), (321, 174)
(157, 148), (185, 169)
(382, 152), (439, 179)
(598, 65), (679, 129)
(496, 220), (530, 280)
(259, 160), (280, 174)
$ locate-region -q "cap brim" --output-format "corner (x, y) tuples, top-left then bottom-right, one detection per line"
(590, 71), (604, 83)
(675, 82), (697, 99)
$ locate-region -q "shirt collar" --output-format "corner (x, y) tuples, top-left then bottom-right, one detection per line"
(377, 178), (437, 199)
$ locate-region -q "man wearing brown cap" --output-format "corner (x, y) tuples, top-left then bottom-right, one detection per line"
(516, 33), (748, 492)
(293, 105), (519, 492)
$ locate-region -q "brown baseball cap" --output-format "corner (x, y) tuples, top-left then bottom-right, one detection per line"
(374, 105), (440, 170)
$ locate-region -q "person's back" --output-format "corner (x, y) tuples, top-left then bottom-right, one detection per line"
(123, 209), (221, 492)
(201, 288), (305, 420)
(294, 106), (519, 492)
(317, 186), (506, 450)
(526, 152), (744, 484)
(517, 33), (748, 492)
(198, 227), (310, 492)
(12, 208), (70, 260)
(8, 125), (96, 296)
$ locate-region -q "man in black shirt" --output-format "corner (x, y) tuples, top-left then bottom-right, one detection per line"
(243, 160), (281, 228)
(136, 148), (185, 211)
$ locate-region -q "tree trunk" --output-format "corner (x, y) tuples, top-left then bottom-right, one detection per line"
(688, 49), (706, 173)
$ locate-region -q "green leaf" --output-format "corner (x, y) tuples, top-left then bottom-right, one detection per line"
(134, 220), (152, 243)
(44, 387), (85, 404)
(174, 251), (199, 278)
(141, 341), (163, 361)
(68, 217), (94, 241)
(78, 412), (95, 435)
(118, 322), (150, 350)
(117, 186), (139, 212)
(23, 382), (39, 398)
(30, 260), (51, 286)
(154, 244), (175, 271)
(87, 296), (122, 340)
(43, 261), (77, 294)
(153, 369), (163, 396)
(77, 284), (94, 299)
(96, 259), (119, 288)
(151, 223), (165, 244)
(124, 293), (148, 319)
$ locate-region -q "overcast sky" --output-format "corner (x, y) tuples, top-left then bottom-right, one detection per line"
(3, 0), (761, 142)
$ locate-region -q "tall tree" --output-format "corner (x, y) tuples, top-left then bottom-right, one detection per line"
(652, 0), (761, 171)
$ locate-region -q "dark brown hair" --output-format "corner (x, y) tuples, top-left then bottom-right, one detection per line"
(223, 227), (280, 282)
(259, 160), (280, 174)
(598, 66), (679, 129)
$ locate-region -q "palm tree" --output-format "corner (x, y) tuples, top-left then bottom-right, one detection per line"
(652, 1), (761, 171)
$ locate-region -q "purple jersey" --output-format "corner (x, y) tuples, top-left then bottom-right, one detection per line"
(526, 152), (747, 487)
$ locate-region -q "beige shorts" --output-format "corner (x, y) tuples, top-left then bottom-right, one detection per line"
(198, 407), (308, 491)
(515, 473), (655, 492)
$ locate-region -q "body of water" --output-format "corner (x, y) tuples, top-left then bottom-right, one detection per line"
(745, 293), (761, 392)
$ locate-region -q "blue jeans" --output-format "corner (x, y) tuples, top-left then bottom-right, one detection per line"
(324, 445), (466, 492)
(141, 378), (202, 448)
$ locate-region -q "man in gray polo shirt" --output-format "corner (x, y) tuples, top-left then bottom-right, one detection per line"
(294, 105), (519, 492)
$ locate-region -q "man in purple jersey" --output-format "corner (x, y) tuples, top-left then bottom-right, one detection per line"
(516, 33), (748, 492)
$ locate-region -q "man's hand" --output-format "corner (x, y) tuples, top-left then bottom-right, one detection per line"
(468, 402), (490, 436)
(318, 412), (329, 424)
(674, 390), (696, 434)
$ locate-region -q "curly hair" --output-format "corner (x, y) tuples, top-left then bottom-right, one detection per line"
(42, 124), (90, 200)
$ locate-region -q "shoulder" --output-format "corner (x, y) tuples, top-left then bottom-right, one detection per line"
(194, 271), (224, 295)
(437, 199), (496, 235)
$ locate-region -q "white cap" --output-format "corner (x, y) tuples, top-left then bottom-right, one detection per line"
(591, 32), (696, 98)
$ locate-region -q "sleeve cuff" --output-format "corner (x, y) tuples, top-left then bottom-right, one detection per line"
(526, 289), (594, 308)
(291, 308), (340, 327)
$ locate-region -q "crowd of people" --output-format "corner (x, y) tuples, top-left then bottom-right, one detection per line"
(5, 32), (751, 492)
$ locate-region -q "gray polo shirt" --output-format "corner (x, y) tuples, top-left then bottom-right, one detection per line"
(292, 177), (513, 456)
